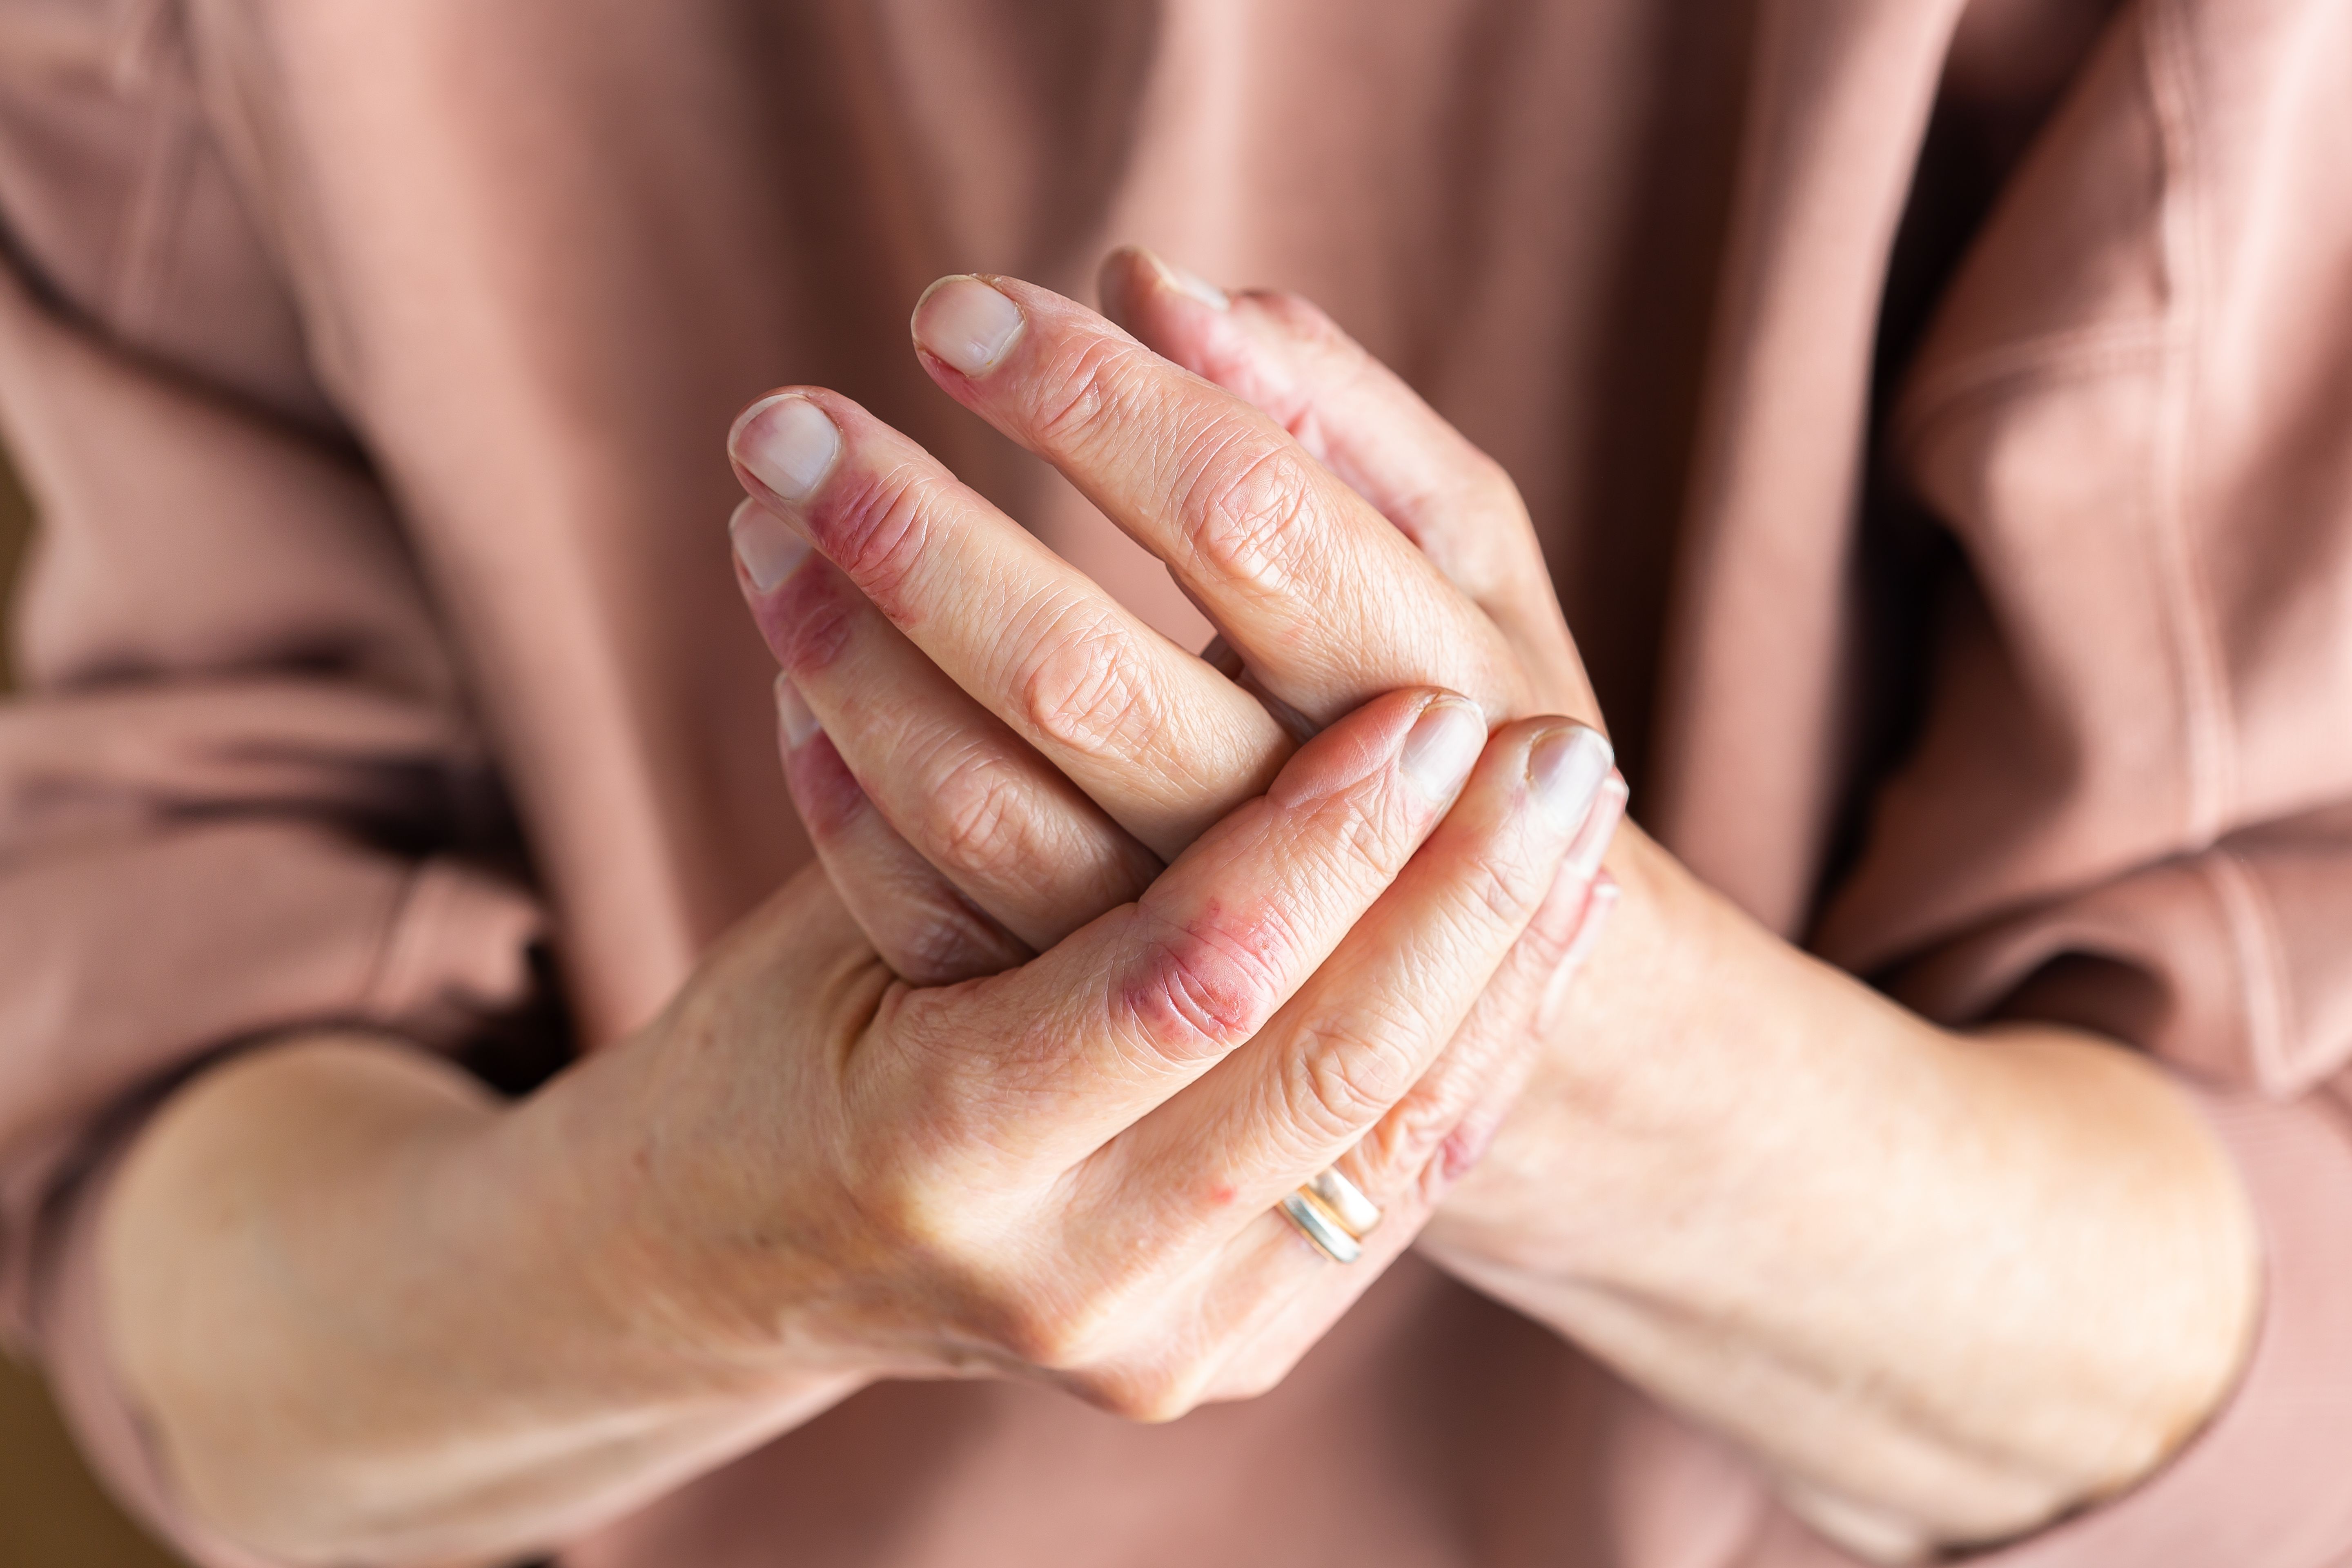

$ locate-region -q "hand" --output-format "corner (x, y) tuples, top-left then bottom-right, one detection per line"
(722, 254), (2259, 1559)
(723, 252), (1626, 1205)
(566, 686), (1609, 1420)
(102, 686), (1611, 1564)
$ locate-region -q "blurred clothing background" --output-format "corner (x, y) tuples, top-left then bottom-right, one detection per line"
(0, 454), (177, 1568)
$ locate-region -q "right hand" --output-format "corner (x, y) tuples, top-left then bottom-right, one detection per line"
(552, 685), (1605, 1417)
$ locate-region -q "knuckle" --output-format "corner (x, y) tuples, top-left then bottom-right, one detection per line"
(992, 1291), (1117, 1374)
(1316, 784), (1407, 879)
(1014, 605), (1166, 757)
(1069, 1360), (1203, 1424)
(1283, 1011), (1422, 1144)
(1028, 334), (1154, 452)
(1179, 438), (1317, 592)
(893, 898), (1022, 987)
(1462, 452), (1526, 517)
(1114, 909), (1287, 1067)
(918, 747), (1036, 881)
(1463, 845), (1553, 929)
(767, 566), (860, 678)
(809, 462), (934, 615)
(834, 1145), (974, 1262)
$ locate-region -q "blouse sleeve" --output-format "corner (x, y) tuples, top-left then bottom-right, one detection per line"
(0, 11), (545, 1560)
(1795, 2), (2352, 1562)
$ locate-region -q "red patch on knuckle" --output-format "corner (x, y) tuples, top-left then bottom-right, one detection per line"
(800, 468), (932, 623)
(766, 566), (860, 677)
(787, 734), (870, 839)
(1116, 914), (1276, 1063)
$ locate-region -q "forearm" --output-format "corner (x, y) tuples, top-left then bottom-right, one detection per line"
(98, 1032), (861, 1567)
(1423, 828), (2261, 1561)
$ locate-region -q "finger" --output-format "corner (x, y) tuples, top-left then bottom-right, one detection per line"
(1104, 719), (1616, 1233)
(906, 273), (1536, 730)
(868, 690), (1492, 1170)
(772, 677), (1030, 986)
(728, 392), (1292, 856)
(1359, 844), (1624, 1211)
(1100, 248), (1593, 719)
(1169, 864), (1621, 1414)
(732, 499), (1160, 949)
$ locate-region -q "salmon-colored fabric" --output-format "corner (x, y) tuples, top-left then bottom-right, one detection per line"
(4, 1), (2351, 1564)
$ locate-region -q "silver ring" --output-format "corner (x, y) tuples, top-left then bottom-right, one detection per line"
(1278, 1166), (1382, 1264)
(1305, 1167), (1381, 1236)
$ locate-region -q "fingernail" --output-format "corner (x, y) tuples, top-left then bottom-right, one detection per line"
(1565, 773), (1630, 882)
(1142, 247), (1229, 309)
(774, 672), (822, 750)
(733, 395), (841, 503)
(730, 497), (809, 592)
(1399, 699), (1487, 800)
(911, 276), (1026, 376)
(1529, 725), (1613, 833)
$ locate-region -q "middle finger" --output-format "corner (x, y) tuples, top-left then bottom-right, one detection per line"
(906, 274), (1528, 729)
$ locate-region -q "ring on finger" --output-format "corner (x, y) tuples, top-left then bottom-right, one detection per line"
(1278, 1166), (1381, 1264)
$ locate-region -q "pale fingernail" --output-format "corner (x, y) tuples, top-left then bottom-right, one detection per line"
(1142, 247), (1229, 309)
(911, 276), (1026, 376)
(1565, 773), (1630, 882)
(774, 672), (822, 750)
(733, 395), (842, 503)
(1399, 699), (1487, 800)
(730, 497), (809, 592)
(1529, 725), (1613, 833)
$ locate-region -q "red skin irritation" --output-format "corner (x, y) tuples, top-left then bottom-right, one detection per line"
(793, 450), (933, 630)
(758, 561), (859, 679)
(785, 731), (871, 841)
(1112, 900), (1283, 1062)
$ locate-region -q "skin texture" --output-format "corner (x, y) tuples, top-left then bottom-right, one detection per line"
(95, 252), (2256, 1568)
(722, 250), (2262, 1560)
(102, 686), (1613, 1565)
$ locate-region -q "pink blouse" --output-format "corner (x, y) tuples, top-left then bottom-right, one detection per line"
(2, 1), (2350, 1564)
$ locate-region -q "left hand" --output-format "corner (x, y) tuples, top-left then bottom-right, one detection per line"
(726, 252), (2260, 1561)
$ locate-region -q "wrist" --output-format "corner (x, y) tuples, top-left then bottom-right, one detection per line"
(1422, 831), (2261, 1555)
(509, 1016), (882, 1408)
(1432, 824), (1799, 1272)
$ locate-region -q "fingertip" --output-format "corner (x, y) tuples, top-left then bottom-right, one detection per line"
(731, 392), (844, 506)
(1097, 245), (1150, 327)
(1566, 771), (1630, 882)
(911, 274), (1027, 378)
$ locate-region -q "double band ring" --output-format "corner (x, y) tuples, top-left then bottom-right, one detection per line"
(1278, 1167), (1382, 1263)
